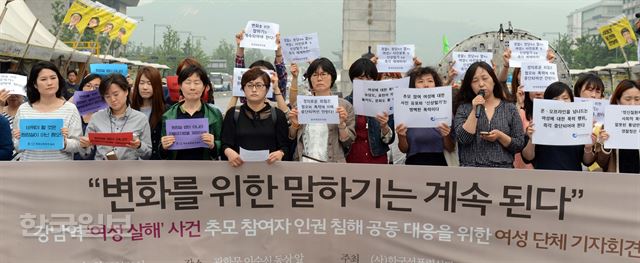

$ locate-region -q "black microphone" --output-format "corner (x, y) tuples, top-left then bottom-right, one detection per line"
(475, 90), (485, 118)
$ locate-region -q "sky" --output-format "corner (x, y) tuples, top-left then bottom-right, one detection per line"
(127, 0), (601, 65)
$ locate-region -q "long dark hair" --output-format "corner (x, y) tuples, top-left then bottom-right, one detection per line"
(453, 62), (504, 112)
(131, 66), (165, 129)
(26, 61), (65, 104)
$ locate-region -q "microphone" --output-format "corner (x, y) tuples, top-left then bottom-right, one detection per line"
(475, 90), (485, 118)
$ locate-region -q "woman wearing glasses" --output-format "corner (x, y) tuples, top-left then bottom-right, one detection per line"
(221, 68), (289, 167)
(288, 58), (356, 163)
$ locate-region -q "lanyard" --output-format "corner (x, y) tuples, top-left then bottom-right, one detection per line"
(109, 108), (130, 152)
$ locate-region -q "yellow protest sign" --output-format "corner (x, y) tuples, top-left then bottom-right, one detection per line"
(61, 0), (96, 35)
(598, 15), (637, 50)
(114, 17), (139, 45)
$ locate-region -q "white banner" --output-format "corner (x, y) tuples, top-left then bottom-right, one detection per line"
(376, 44), (415, 73)
(532, 99), (593, 145)
(393, 86), (452, 128)
(281, 33), (320, 64)
(352, 78), (409, 117)
(603, 105), (640, 150)
(240, 21), (279, 50)
(508, 40), (548, 68)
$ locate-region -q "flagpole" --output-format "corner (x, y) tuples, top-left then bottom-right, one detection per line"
(619, 45), (632, 79)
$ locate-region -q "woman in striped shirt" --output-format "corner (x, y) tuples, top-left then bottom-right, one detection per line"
(12, 61), (82, 161)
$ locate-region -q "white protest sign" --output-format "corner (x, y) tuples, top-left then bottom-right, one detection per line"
(603, 105), (640, 150)
(532, 99), (593, 145)
(575, 98), (609, 124)
(376, 45), (415, 73)
(393, 86), (452, 128)
(352, 77), (409, 117)
(232, 68), (273, 98)
(297, 95), (339, 124)
(240, 21), (279, 50)
(282, 33), (320, 64)
(451, 52), (492, 80)
(239, 147), (269, 162)
(0, 73), (27, 96)
(508, 40), (548, 67)
(521, 61), (558, 92)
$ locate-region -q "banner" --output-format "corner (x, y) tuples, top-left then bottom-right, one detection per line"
(603, 105), (640, 150)
(297, 95), (339, 124)
(165, 118), (209, 150)
(90, 64), (128, 76)
(532, 99), (593, 145)
(352, 78), (409, 117)
(376, 45), (415, 73)
(451, 52), (493, 80)
(73, 90), (108, 115)
(240, 21), (279, 50)
(88, 132), (133, 147)
(1, 161), (639, 262)
(18, 119), (64, 150)
(598, 15), (637, 50)
(508, 40), (548, 68)
(521, 61), (558, 92)
(281, 33), (320, 64)
(61, 0), (95, 36)
(394, 86), (452, 128)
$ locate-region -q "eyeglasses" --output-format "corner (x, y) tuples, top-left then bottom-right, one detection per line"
(312, 72), (330, 79)
(246, 83), (266, 90)
(84, 84), (99, 90)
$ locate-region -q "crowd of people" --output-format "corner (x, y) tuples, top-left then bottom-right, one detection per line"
(0, 34), (638, 174)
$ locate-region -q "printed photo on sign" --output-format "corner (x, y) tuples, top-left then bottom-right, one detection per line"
(603, 105), (640, 150)
(394, 86), (452, 128)
(19, 119), (64, 150)
(0, 73), (27, 96)
(376, 45), (415, 73)
(353, 77), (410, 117)
(90, 64), (128, 76)
(297, 95), (339, 124)
(166, 118), (209, 150)
(240, 21), (279, 51)
(532, 99), (593, 146)
(451, 52), (492, 80)
(521, 62), (558, 92)
(508, 40), (548, 68)
(282, 33), (320, 64)
(232, 68), (274, 98)
(575, 98), (608, 124)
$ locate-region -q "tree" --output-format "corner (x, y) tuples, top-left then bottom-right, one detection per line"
(50, 0), (66, 36)
(552, 34), (639, 69)
(156, 26), (183, 71)
(551, 34), (574, 67)
(211, 39), (236, 74)
(190, 39), (210, 69)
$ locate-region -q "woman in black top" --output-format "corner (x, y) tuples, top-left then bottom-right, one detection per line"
(221, 68), (289, 167)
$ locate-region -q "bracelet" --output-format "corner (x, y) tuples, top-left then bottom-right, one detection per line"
(274, 93), (282, 96)
(276, 54), (283, 57)
(600, 144), (612, 155)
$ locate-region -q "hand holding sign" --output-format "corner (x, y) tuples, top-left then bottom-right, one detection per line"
(19, 119), (64, 150)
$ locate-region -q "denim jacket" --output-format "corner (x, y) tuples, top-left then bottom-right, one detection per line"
(345, 93), (395, 157)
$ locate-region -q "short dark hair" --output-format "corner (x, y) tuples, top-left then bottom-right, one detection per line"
(454, 62), (504, 107)
(78, 74), (102, 91)
(621, 27), (630, 34)
(348, 58), (377, 82)
(610, 79), (639, 105)
(67, 69), (77, 76)
(119, 28), (126, 34)
(26, 61), (65, 104)
(408, 67), (443, 88)
(304, 57), (337, 91)
(544, 81), (574, 102)
(249, 60), (276, 71)
(99, 73), (131, 106)
(573, 73), (604, 98)
(178, 65), (210, 98)
(241, 68), (271, 91)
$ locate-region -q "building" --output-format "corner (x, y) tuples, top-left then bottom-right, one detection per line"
(567, 0), (623, 40)
(623, 0), (640, 21)
(22, 0), (139, 34)
(340, 0), (395, 94)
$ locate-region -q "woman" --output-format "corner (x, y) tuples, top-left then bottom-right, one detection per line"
(12, 61), (82, 161)
(396, 67), (455, 166)
(160, 65), (223, 160)
(598, 80), (640, 173)
(0, 115), (12, 160)
(131, 66), (165, 160)
(344, 58), (394, 164)
(70, 74), (102, 160)
(1, 91), (24, 129)
(574, 74), (605, 99)
(521, 82), (598, 171)
(221, 68), (289, 167)
(453, 62), (525, 168)
(79, 74), (151, 160)
(288, 58), (355, 163)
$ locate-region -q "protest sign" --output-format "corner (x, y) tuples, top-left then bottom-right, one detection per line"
(603, 105), (640, 150)
(0, 73), (27, 96)
(353, 78), (409, 117)
(90, 64), (128, 76)
(521, 62), (558, 92)
(240, 147), (269, 162)
(508, 40), (548, 67)
(598, 15), (637, 50)
(232, 68), (274, 98)
(297, 95), (339, 124)
(19, 119), (64, 150)
(451, 52), (493, 80)
(240, 21), (279, 50)
(282, 33), (320, 64)
(376, 45), (415, 73)
(575, 98), (608, 124)
(73, 90), (108, 115)
(532, 99), (593, 145)
(165, 118), (209, 150)
(394, 86), (452, 128)
(88, 132), (133, 147)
